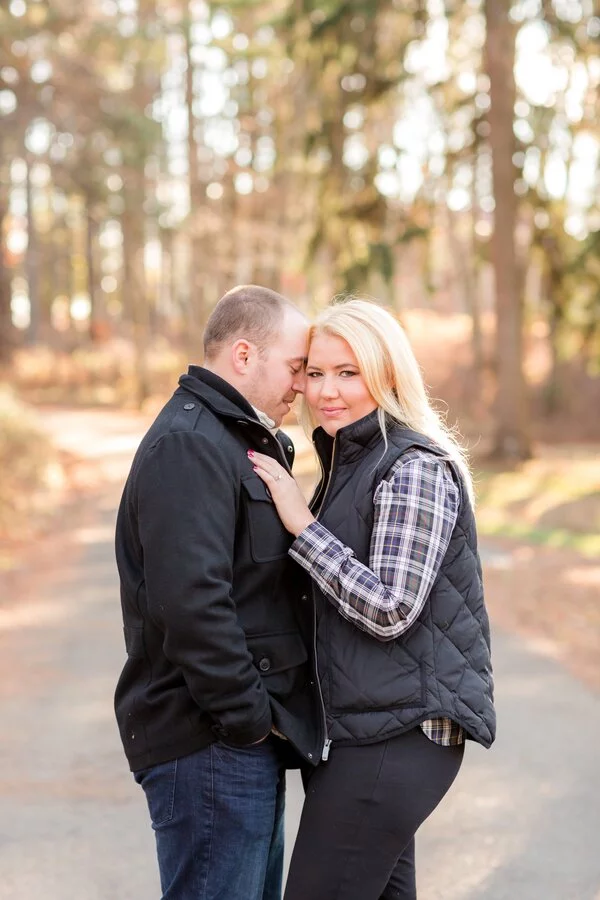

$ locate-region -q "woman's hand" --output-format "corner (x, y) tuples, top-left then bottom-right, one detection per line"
(247, 450), (315, 538)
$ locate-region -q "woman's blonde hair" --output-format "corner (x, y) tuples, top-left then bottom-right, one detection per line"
(302, 298), (474, 505)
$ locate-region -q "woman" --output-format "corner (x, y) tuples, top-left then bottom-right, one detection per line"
(247, 299), (495, 900)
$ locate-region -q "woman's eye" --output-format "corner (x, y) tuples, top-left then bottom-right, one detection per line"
(340, 370), (357, 377)
(306, 371), (322, 378)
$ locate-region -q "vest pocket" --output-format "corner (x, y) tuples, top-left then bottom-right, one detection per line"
(330, 658), (427, 713)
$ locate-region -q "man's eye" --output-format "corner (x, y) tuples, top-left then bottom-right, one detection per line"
(290, 366), (302, 375)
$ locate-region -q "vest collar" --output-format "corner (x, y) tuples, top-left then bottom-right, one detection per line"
(312, 409), (443, 475)
(313, 408), (387, 468)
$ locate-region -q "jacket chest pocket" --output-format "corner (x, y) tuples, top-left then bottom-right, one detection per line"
(241, 475), (291, 562)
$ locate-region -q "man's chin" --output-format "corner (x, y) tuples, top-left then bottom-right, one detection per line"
(273, 402), (292, 427)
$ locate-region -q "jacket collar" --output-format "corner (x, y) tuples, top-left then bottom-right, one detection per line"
(178, 366), (259, 423)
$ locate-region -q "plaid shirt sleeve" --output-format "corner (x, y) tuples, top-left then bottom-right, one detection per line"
(289, 449), (460, 642)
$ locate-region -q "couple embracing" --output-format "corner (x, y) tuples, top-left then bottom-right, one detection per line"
(114, 285), (495, 900)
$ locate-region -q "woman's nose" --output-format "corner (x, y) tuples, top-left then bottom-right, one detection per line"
(320, 376), (339, 398)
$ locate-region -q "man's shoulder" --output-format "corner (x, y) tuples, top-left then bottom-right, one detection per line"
(131, 394), (224, 466)
(156, 393), (232, 450)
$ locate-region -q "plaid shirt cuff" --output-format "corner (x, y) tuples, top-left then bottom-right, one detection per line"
(290, 520), (354, 572)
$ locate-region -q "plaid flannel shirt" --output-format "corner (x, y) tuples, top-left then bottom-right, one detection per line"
(290, 448), (465, 746)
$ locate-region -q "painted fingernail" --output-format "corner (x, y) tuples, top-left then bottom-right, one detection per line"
(247, 449), (254, 457)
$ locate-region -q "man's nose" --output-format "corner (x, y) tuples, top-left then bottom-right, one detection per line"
(291, 370), (306, 395)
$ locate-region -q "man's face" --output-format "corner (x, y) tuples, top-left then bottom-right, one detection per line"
(247, 308), (308, 426)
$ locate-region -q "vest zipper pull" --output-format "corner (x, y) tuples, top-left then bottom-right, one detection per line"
(322, 738), (332, 761)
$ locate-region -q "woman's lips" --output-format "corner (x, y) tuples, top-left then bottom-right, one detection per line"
(319, 407), (347, 416)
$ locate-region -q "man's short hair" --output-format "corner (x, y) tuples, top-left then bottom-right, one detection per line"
(203, 285), (293, 360)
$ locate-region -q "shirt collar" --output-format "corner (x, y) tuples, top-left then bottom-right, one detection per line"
(252, 407), (279, 436)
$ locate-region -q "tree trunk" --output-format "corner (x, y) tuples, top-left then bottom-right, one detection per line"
(541, 233), (565, 415)
(485, 0), (531, 459)
(185, 7), (209, 345)
(86, 206), (107, 342)
(25, 155), (40, 345)
(468, 175), (485, 377)
(122, 205), (150, 407)
(447, 204), (484, 377)
(0, 195), (15, 368)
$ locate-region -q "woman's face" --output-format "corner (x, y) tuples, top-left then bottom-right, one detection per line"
(304, 333), (378, 436)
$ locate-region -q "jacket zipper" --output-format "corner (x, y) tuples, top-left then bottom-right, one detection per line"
(309, 585), (331, 762)
(311, 436), (338, 762)
(270, 428), (292, 471)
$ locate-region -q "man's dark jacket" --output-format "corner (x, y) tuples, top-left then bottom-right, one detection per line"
(114, 367), (322, 772)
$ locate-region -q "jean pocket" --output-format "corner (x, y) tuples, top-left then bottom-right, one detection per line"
(213, 737), (271, 757)
(134, 758), (178, 828)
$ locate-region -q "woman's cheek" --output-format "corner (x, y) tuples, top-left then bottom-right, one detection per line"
(304, 382), (319, 407)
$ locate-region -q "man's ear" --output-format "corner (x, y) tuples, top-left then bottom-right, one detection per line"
(231, 339), (254, 375)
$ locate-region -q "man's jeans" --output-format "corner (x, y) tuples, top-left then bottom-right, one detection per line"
(134, 739), (286, 900)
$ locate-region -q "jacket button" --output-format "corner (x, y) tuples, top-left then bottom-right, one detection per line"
(261, 437), (269, 445)
(287, 445), (293, 453)
(183, 403), (195, 410)
(300, 594), (308, 602)
(258, 657), (271, 672)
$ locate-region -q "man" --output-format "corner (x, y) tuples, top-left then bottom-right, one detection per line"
(114, 285), (323, 900)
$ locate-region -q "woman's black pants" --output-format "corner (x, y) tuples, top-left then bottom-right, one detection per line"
(284, 727), (464, 900)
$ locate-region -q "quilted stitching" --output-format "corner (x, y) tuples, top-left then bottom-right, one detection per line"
(315, 420), (495, 749)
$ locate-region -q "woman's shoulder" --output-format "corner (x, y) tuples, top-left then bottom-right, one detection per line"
(379, 447), (458, 491)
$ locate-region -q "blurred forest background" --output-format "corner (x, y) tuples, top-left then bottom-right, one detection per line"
(1, 10), (599, 890)
(0, 0), (599, 592)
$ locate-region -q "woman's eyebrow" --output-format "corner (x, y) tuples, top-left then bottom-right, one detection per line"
(306, 362), (359, 370)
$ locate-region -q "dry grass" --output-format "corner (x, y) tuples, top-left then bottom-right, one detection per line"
(11, 338), (186, 409)
(0, 388), (66, 547)
(475, 446), (600, 556)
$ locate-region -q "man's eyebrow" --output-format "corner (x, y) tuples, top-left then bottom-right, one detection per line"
(287, 356), (307, 364)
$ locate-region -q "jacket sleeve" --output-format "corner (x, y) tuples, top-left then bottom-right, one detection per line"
(136, 430), (272, 746)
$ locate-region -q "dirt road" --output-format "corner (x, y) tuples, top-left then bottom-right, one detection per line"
(0, 408), (599, 899)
